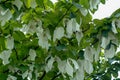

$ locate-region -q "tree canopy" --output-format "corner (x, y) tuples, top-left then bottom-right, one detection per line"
(0, 0), (120, 80)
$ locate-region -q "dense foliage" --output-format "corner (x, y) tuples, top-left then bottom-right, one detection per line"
(0, 0), (120, 80)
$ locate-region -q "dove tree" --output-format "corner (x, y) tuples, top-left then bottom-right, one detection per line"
(0, 0), (120, 80)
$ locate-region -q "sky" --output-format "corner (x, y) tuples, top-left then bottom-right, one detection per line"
(51, 0), (120, 19)
(93, 0), (120, 19)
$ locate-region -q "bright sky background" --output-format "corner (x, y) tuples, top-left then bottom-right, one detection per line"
(93, 0), (120, 19)
(51, 0), (120, 19)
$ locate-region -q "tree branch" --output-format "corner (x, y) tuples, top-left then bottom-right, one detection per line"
(54, 4), (73, 27)
(51, 73), (61, 80)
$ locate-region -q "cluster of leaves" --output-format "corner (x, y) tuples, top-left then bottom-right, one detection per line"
(0, 0), (120, 80)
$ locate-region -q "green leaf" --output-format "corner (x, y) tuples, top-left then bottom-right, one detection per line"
(13, 31), (25, 41)
(0, 50), (12, 65)
(13, 0), (23, 10)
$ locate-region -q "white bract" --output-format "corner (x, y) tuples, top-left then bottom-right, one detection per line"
(6, 36), (14, 50)
(112, 19), (118, 34)
(13, 0), (23, 10)
(30, 0), (37, 8)
(84, 47), (94, 62)
(84, 60), (93, 74)
(66, 60), (73, 77)
(0, 50), (12, 65)
(80, 7), (88, 16)
(76, 31), (83, 44)
(28, 49), (36, 61)
(90, 0), (100, 10)
(101, 36), (110, 49)
(105, 45), (115, 58)
(0, 9), (12, 26)
(45, 57), (55, 72)
(66, 19), (73, 38)
(7, 75), (17, 80)
(22, 70), (28, 79)
(53, 27), (64, 41)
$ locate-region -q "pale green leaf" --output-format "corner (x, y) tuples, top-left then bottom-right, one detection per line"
(53, 27), (64, 41)
(0, 50), (12, 65)
(6, 36), (14, 50)
(84, 60), (93, 74)
(105, 45), (115, 58)
(13, 0), (23, 10)
(28, 49), (36, 61)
